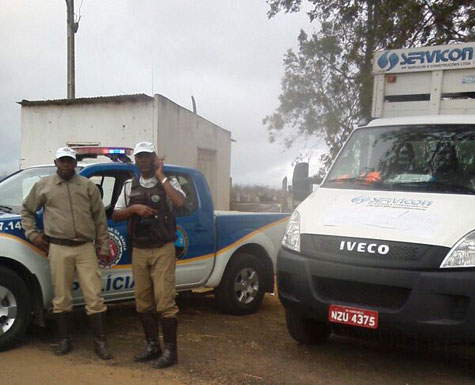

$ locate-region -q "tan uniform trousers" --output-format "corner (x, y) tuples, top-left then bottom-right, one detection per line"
(48, 242), (107, 315)
(132, 242), (178, 318)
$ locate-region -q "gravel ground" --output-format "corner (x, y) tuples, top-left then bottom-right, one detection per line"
(1, 293), (475, 385)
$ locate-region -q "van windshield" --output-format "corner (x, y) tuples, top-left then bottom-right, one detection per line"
(324, 124), (475, 195)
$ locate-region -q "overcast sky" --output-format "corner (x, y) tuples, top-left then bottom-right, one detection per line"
(0, 0), (319, 187)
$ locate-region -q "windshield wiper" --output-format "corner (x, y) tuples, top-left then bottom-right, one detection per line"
(325, 178), (356, 183)
(0, 205), (13, 213)
(389, 181), (475, 195)
(326, 177), (360, 184)
(325, 176), (382, 185)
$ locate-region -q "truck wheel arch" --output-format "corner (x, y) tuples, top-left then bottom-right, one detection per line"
(213, 242), (276, 314)
(228, 243), (274, 293)
(214, 251), (267, 315)
(0, 257), (45, 326)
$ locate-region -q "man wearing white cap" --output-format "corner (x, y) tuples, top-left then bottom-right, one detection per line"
(21, 147), (112, 359)
(113, 142), (185, 368)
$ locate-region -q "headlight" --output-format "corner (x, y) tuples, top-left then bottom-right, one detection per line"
(440, 231), (475, 268)
(282, 210), (301, 252)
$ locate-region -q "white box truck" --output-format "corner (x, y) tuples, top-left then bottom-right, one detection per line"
(278, 42), (475, 344)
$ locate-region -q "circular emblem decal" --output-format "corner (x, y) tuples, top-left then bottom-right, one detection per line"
(151, 195), (161, 203)
(98, 228), (127, 268)
(174, 225), (189, 261)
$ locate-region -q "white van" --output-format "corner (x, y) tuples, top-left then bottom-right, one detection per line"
(278, 42), (475, 344)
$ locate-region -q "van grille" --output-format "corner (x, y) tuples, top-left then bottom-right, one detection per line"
(301, 234), (450, 269)
(313, 277), (410, 310)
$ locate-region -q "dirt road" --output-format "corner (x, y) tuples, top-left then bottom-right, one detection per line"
(1, 293), (475, 385)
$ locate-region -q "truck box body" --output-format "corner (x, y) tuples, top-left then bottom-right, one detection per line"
(278, 42), (475, 343)
(372, 42), (475, 118)
(19, 94), (231, 210)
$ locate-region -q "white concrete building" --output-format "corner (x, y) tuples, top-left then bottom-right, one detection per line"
(19, 94), (231, 210)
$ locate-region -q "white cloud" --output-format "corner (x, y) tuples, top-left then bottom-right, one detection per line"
(0, 0), (321, 186)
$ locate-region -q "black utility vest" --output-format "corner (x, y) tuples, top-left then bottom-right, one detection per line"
(127, 178), (177, 249)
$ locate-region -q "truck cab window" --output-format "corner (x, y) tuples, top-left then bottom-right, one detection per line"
(168, 173), (198, 217)
(88, 171), (135, 217)
(89, 175), (115, 207)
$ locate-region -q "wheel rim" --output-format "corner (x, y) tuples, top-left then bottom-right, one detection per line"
(0, 285), (17, 335)
(233, 267), (259, 305)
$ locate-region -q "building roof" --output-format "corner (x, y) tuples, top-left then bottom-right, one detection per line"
(18, 93), (153, 107)
(18, 92), (232, 135)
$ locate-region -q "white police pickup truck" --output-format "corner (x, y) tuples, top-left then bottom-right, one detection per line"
(278, 42), (475, 344)
(0, 147), (288, 350)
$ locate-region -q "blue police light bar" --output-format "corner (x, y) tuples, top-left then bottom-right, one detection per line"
(71, 146), (133, 163)
(108, 149), (126, 154)
(72, 146), (133, 155)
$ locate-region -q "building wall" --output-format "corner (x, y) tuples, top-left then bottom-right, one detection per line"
(21, 100), (154, 167)
(155, 95), (231, 210)
(20, 94), (231, 210)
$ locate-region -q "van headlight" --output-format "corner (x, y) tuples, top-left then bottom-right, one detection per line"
(282, 210), (301, 252)
(440, 231), (475, 268)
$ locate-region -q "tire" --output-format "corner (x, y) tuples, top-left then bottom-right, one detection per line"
(215, 253), (266, 315)
(0, 266), (32, 351)
(285, 308), (330, 345)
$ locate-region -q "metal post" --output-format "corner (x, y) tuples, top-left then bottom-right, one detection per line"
(66, 0), (76, 99)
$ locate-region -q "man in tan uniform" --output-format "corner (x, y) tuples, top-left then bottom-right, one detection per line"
(21, 147), (112, 359)
(112, 142), (185, 368)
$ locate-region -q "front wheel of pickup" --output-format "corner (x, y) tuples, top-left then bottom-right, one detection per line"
(215, 253), (265, 315)
(285, 308), (330, 345)
(0, 266), (32, 351)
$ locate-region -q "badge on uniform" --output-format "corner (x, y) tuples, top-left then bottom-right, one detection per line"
(151, 195), (161, 203)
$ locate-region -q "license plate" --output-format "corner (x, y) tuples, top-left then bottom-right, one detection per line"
(329, 305), (378, 329)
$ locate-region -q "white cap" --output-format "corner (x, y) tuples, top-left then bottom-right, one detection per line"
(134, 141), (156, 155)
(55, 147), (76, 160)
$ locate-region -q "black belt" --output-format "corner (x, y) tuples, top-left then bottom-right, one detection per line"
(47, 237), (88, 247)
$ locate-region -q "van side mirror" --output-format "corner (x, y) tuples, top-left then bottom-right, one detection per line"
(310, 174), (323, 185)
(292, 163), (312, 202)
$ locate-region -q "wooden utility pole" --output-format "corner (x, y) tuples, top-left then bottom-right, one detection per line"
(66, 0), (77, 99)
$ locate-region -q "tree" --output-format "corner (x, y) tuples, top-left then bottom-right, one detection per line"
(265, 0), (475, 175)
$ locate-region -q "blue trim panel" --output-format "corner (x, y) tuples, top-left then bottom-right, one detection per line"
(215, 214), (289, 251)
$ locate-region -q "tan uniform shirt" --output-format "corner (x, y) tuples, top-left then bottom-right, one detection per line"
(21, 173), (110, 255)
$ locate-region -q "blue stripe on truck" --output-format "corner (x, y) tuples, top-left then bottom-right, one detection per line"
(215, 214), (289, 251)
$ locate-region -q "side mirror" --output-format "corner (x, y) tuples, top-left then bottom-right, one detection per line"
(292, 162), (312, 202)
(310, 175), (323, 185)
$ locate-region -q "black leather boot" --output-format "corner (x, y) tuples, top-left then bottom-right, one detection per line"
(134, 311), (162, 362)
(153, 317), (178, 369)
(88, 312), (112, 360)
(54, 312), (72, 356)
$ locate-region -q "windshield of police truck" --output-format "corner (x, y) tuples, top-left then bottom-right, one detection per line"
(324, 124), (475, 195)
(0, 167), (57, 213)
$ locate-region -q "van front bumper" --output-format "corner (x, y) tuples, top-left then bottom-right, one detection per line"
(277, 247), (475, 342)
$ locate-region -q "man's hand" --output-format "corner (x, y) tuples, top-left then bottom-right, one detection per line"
(33, 234), (49, 253)
(154, 155), (166, 181)
(97, 248), (114, 265)
(112, 203), (156, 222)
(132, 204), (157, 217)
